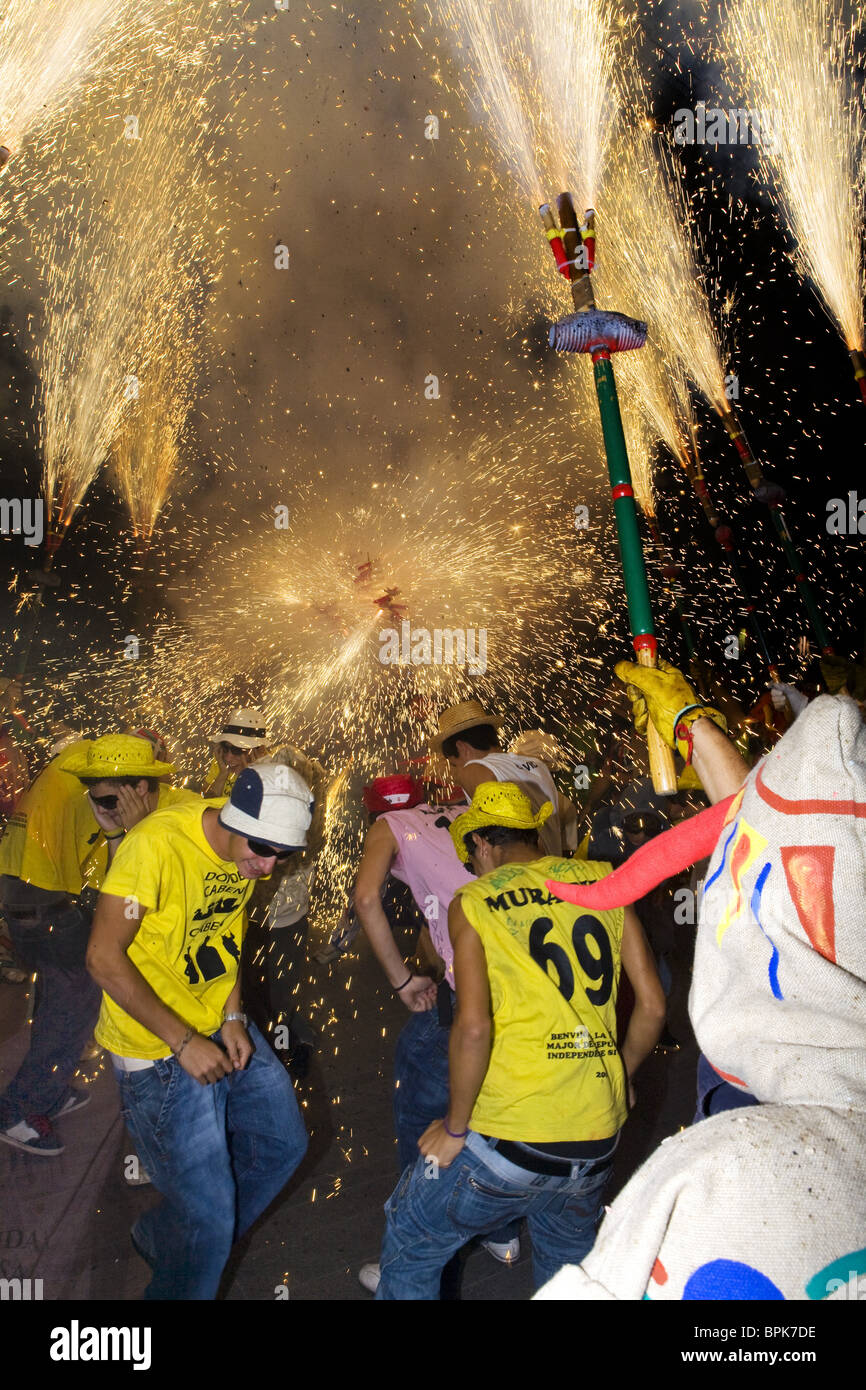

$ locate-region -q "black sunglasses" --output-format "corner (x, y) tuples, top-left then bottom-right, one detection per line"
(90, 793), (119, 810)
(246, 837), (294, 861)
(218, 742), (247, 756)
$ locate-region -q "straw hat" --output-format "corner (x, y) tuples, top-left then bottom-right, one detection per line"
(450, 782), (553, 863)
(430, 700), (504, 752)
(65, 734), (174, 780)
(208, 708), (269, 751)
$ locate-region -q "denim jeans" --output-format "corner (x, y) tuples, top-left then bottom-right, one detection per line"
(377, 1129), (615, 1299)
(116, 1022), (308, 1300)
(694, 1052), (759, 1123)
(0, 893), (101, 1120)
(393, 1007), (517, 1254)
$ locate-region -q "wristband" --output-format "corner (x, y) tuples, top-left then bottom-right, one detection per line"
(171, 1027), (195, 1059)
(444, 1120), (469, 1139)
(104, 829), (126, 840)
(394, 972), (413, 993)
(223, 1012), (248, 1026)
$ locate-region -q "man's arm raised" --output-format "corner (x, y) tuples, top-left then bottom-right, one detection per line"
(86, 894), (232, 1085)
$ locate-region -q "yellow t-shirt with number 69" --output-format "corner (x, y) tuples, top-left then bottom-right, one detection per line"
(94, 798), (251, 1059)
(456, 857), (627, 1144)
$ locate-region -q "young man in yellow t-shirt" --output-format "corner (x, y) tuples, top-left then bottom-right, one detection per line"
(86, 761), (313, 1300)
(0, 735), (178, 1156)
(377, 783), (666, 1299)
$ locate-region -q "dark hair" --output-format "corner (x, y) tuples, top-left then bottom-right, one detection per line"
(441, 724), (501, 759)
(463, 824), (539, 859)
(81, 775), (159, 794)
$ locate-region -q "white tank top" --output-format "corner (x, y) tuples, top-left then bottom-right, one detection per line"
(465, 753), (563, 857)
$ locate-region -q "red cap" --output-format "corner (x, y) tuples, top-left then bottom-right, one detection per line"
(362, 775), (425, 815)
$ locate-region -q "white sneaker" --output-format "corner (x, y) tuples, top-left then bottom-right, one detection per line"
(358, 1261), (380, 1294)
(481, 1236), (521, 1264)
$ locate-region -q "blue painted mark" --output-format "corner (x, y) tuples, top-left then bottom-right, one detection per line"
(683, 1259), (785, 1300)
(704, 820), (739, 894)
(750, 860), (782, 999)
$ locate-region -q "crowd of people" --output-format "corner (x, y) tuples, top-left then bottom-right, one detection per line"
(0, 652), (863, 1302)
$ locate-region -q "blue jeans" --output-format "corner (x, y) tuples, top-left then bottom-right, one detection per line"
(377, 1129), (616, 1299)
(393, 1007), (517, 1252)
(694, 1053), (759, 1123)
(0, 894), (101, 1120)
(116, 1022), (308, 1300)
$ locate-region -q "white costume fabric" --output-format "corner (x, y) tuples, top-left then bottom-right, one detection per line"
(536, 696), (866, 1302)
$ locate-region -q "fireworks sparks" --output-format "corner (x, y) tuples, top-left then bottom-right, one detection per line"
(724, 0), (866, 355)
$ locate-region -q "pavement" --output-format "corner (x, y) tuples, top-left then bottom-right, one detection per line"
(0, 924), (699, 1301)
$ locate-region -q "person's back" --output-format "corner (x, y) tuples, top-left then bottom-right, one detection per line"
(465, 751), (564, 856)
(457, 856), (627, 1143)
(0, 739), (93, 898)
(381, 801), (472, 983)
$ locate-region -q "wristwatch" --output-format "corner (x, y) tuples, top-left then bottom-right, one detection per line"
(223, 1012), (248, 1027)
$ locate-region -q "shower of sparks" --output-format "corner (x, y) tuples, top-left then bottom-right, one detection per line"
(31, 2), (231, 542)
(34, 439), (623, 924)
(436, 0), (541, 201)
(521, 0), (623, 210)
(0, 0), (133, 158)
(602, 62), (730, 415)
(724, 0), (866, 354)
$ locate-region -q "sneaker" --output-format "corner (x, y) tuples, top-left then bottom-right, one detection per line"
(0, 1113), (65, 1156)
(49, 1088), (91, 1119)
(358, 1261), (380, 1294)
(481, 1236), (521, 1264)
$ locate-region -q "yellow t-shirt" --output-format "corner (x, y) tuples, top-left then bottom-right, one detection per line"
(0, 740), (96, 895)
(79, 783), (202, 892)
(204, 757), (236, 795)
(456, 857), (627, 1144)
(94, 797), (250, 1058)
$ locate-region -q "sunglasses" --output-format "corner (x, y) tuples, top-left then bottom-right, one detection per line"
(218, 742), (247, 756)
(245, 837), (294, 861)
(89, 793), (119, 810)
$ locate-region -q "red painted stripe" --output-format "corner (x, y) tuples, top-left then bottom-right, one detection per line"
(611, 483), (633, 500)
(756, 761), (866, 817)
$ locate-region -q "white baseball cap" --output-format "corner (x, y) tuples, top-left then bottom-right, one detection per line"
(218, 762), (312, 851)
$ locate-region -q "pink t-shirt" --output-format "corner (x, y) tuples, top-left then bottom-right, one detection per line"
(382, 802), (472, 985)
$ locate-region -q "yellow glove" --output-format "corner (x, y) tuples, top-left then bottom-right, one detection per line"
(614, 658), (727, 760)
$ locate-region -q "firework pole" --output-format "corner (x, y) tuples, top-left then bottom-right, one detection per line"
(849, 349), (866, 406)
(715, 403), (833, 654)
(543, 194), (678, 795)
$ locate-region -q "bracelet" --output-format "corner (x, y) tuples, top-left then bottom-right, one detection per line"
(171, 1027), (195, 1059)
(104, 829), (126, 840)
(393, 972), (413, 993)
(223, 1012), (247, 1026)
(444, 1120), (469, 1139)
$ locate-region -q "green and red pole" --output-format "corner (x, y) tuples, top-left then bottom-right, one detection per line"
(544, 197), (678, 795)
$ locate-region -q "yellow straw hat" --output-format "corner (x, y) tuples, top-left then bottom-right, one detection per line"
(64, 734), (175, 780)
(430, 699), (504, 752)
(449, 782), (553, 863)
